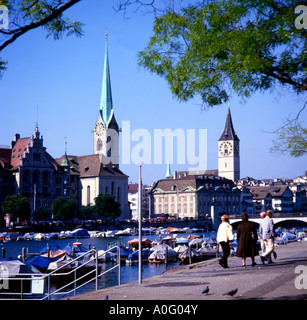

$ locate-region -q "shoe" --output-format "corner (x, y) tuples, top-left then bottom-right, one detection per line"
(273, 251), (277, 259)
(242, 265), (246, 268)
(252, 262), (257, 267)
(268, 260), (275, 264)
(260, 256), (265, 265)
(218, 260), (224, 268)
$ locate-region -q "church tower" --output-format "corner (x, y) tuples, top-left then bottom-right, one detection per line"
(93, 35), (119, 167)
(218, 108), (240, 182)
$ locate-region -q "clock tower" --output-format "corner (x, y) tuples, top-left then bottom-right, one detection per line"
(218, 108), (240, 182)
(93, 35), (119, 167)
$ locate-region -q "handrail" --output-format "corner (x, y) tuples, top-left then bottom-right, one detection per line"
(0, 246), (121, 300)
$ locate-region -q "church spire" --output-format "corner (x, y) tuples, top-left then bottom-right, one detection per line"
(100, 31), (113, 127)
(218, 107), (239, 141)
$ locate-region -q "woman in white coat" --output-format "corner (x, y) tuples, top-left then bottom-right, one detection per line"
(217, 215), (233, 268)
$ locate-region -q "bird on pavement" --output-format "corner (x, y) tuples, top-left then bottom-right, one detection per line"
(223, 288), (238, 297)
(102, 295), (109, 300)
(202, 286), (209, 295)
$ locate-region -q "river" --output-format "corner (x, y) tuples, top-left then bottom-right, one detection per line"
(0, 231), (217, 300)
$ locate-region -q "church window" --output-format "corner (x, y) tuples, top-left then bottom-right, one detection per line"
(87, 186), (90, 205)
(225, 163), (227, 168)
(117, 187), (120, 200)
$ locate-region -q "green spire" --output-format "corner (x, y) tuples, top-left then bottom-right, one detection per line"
(166, 162), (172, 178)
(100, 33), (113, 127)
(61, 137), (70, 166)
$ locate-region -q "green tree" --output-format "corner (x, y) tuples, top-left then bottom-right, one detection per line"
(0, 0), (82, 76)
(51, 197), (76, 221)
(34, 207), (50, 221)
(94, 193), (122, 220)
(118, 0), (307, 156)
(79, 204), (95, 220)
(1, 194), (31, 221)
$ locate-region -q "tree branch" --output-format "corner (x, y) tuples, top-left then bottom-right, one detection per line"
(0, 0), (81, 52)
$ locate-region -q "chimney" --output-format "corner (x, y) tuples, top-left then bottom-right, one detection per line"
(173, 171), (177, 179)
(11, 133), (20, 149)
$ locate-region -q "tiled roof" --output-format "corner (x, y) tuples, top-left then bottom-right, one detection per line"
(10, 137), (31, 169)
(249, 185), (292, 199)
(55, 154), (128, 178)
(0, 147), (12, 169)
(152, 174), (236, 193)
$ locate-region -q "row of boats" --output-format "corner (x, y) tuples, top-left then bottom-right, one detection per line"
(0, 226), (205, 242)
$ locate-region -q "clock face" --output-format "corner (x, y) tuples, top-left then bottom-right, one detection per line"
(94, 122), (104, 136)
(219, 141), (233, 156)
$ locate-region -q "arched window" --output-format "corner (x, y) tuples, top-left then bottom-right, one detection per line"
(87, 186), (90, 205)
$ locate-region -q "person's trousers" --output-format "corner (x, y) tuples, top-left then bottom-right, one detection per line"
(219, 241), (230, 266)
(262, 237), (274, 260)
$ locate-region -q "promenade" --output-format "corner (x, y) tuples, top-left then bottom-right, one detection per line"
(68, 241), (307, 301)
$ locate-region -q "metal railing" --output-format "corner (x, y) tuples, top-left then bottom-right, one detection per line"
(0, 246), (121, 300)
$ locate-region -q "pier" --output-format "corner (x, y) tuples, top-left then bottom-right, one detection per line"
(68, 241), (307, 300)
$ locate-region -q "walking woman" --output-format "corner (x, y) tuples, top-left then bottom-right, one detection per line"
(217, 215), (233, 268)
(236, 213), (259, 267)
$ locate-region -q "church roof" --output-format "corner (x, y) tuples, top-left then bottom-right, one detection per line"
(56, 154), (128, 178)
(219, 108), (239, 141)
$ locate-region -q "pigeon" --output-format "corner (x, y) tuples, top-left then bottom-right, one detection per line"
(223, 288), (238, 297)
(202, 286), (209, 295)
(102, 295), (109, 300)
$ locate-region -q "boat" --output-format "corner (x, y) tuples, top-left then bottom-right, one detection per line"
(94, 250), (115, 262)
(126, 248), (151, 264)
(0, 260), (44, 295)
(25, 255), (58, 272)
(148, 244), (177, 263)
(128, 238), (153, 250)
(109, 245), (133, 262)
(67, 228), (90, 238)
(176, 247), (201, 264)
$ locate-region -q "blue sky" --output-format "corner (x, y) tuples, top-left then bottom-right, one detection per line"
(0, 0), (306, 185)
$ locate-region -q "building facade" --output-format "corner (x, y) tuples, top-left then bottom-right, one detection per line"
(0, 127), (70, 220)
(150, 172), (241, 220)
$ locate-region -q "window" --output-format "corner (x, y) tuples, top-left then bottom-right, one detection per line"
(87, 186), (90, 205)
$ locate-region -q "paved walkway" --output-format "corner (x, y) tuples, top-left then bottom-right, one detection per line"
(68, 241), (307, 300)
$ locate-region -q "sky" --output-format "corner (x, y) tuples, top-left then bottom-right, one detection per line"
(0, 0), (306, 185)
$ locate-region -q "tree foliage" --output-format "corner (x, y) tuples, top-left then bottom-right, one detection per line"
(271, 121), (307, 157)
(0, 0), (83, 75)
(1, 194), (31, 221)
(51, 197), (76, 221)
(94, 193), (122, 220)
(118, 0), (307, 156)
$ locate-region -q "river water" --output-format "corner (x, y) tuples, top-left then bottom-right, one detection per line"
(0, 231), (217, 300)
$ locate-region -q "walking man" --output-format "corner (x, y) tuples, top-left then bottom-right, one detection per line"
(259, 210), (276, 264)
